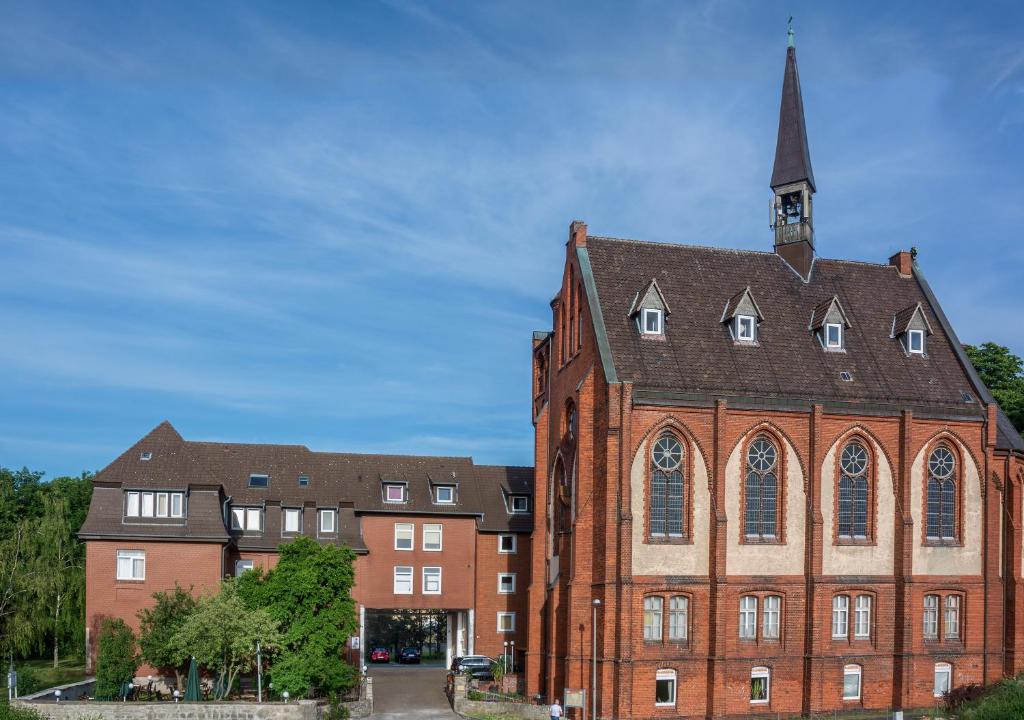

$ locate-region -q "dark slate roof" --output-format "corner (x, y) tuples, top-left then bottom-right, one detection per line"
(892, 303), (933, 336)
(475, 465), (535, 532)
(771, 46), (815, 191)
(721, 287), (763, 322)
(996, 409), (1024, 453)
(809, 296), (849, 330)
(585, 236), (987, 413)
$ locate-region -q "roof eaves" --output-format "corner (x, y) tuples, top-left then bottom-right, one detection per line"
(577, 246), (619, 385)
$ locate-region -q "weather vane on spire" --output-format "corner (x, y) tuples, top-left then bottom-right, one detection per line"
(787, 17), (795, 48)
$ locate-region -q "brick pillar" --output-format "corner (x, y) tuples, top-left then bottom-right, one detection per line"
(526, 404), (551, 699)
(705, 399), (728, 719)
(892, 410), (913, 709)
(983, 404), (1005, 684)
(802, 404), (823, 716)
(613, 382), (634, 720)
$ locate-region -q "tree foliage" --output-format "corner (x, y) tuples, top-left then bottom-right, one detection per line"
(94, 617), (138, 700)
(137, 584), (197, 690)
(237, 536), (358, 697)
(965, 342), (1024, 436)
(170, 581), (280, 700)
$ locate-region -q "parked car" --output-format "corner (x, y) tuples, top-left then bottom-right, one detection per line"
(450, 655), (494, 680)
(398, 647), (421, 664)
(370, 647), (390, 663)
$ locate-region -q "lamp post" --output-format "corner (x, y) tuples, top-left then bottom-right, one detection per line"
(510, 640), (515, 673)
(282, 690), (289, 704)
(54, 689), (61, 704)
(173, 690), (180, 703)
(503, 641), (509, 671)
(591, 599), (601, 720)
(256, 641), (263, 703)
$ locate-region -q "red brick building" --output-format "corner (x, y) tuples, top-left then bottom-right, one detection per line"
(524, 36), (1024, 719)
(79, 421), (533, 673)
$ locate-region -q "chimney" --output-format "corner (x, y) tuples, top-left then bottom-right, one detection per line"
(569, 220), (588, 248)
(889, 250), (914, 276)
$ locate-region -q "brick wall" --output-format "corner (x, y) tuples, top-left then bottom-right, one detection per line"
(474, 532), (532, 660)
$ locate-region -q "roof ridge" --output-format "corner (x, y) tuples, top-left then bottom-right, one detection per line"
(185, 439), (471, 462)
(588, 235), (778, 256)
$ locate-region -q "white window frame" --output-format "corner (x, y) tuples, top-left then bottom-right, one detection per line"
(422, 566), (442, 595)
(739, 596), (757, 639)
(126, 492), (140, 517)
(825, 322), (843, 349)
(924, 594), (939, 639)
(156, 492), (169, 518)
(832, 595), (850, 638)
(843, 664), (862, 701)
(235, 560), (254, 577)
(435, 486), (455, 504)
(854, 595), (871, 638)
(231, 507), (245, 530)
(750, 667), (770, 704)
(497, 611), (516, 633)
(116, 550), (145, 581)
(762, 595), (780, 639)
(498, 534), (517, 554)
(393, 566), (413, 595)
(249, 474), (269, 488)
(641, 308), (663, 335)
(736, 315), (756, 342)
(933, 662), (951, 697)
(246, 507), (263, 533)
(498, 573), (516, 594)
(655, 669), (676, 707)
(319, 508), (337, 534)
(423, 523), (443, 551)
(170, 493), (184, 518)
(644, 596), (663, 642)
(510, 496), (530, 513)
(141, 492), (155, 517)
(944, 595), (960, 639)
(668, 596), (688, 642)
(282, 507), (301, 534)
(394, 522), (414, 550)
(384, 484), (405, 503)
(908, 329), (924, 354)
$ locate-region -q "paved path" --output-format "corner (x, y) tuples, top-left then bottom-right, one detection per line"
(370, 665), (458, 720)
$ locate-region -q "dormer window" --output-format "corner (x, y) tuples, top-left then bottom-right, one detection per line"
(810, 296), (851, 352)
(721, 287), (764, 345)
(139, 452), (152, 461)
(907, 329), (924, 354)
(891, 303), (933, 357)
(736, 315), (757, 342)
(510, 495), (530, 513)
(825, 323), (843, 349)
(249, 474), (269, 488)
(384, 483), (406, 503)
(435, 486), (455, 504)
(298, 474), (310, 486)
(642, 308), (663, 335)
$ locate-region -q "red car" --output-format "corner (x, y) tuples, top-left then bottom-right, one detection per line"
(370, 647), (390, 663)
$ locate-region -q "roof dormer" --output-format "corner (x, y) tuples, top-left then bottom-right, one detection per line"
(721, 287), (765, 344)
(629, 279), (670, 337)
(809, 296), (850, 351)
(891, 302), (933, 356)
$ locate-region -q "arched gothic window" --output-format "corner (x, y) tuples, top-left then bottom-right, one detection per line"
(650, 434), (685, 538)
(745, 436), (779, 539)
(926, 444), (957, 540)
(838, 441), (869, 539)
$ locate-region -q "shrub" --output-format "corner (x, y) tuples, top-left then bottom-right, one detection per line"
(137, 584), (197, 691)
(11, 666), (42, 696)
(93, 618), (138, 700)
(946, 682), (986, 710)
(956, 677), (1024, 719)
(0, 702), (46, 720)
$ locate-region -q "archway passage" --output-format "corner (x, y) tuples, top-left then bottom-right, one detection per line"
(364, 609), (451, 667)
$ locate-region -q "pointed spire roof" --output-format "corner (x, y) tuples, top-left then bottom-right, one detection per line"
(770, 29), (815, 192)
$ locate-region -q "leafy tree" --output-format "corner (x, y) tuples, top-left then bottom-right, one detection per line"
(965, 342), (1024, 435)
(94, 617), (138, 700)
(239, 536), (358, 697)
(137, 584), (197, 690)
(170, 582), (280, 700)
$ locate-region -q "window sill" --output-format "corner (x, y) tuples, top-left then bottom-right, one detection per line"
(646, 536), (693, 546)
(923, 539), (962, 548)
(115, 579), (145, 585)
(742, 536), (783, 545)
(836, 538), (875, 546)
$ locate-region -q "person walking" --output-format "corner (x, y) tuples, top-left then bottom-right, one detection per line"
(550, 698), (563, 720)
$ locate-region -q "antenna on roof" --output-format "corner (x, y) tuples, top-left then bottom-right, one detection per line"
(787, 17), (795, 48)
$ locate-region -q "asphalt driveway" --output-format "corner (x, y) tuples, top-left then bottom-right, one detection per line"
(370, 664), (457, 720)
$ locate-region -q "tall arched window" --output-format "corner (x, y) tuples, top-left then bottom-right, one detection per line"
(838, 441), (869, 539)
(650, 434), (685, 538)
(745, 436), (779, 539)
(926, 444), (957, 540)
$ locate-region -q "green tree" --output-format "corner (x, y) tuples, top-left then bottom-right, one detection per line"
(137, 584), (197, 690)
(94, 617), (138, 700)
(239, 536), (358, 697)
(170, 582), (280, 700)
(965, 342), (1024, 435)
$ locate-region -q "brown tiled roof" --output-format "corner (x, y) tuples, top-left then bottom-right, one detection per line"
(809, 296), (849, 331)
(475, 465), (535, 532)
(585, 236), (987, 412)
(892, 302), (933, 336)
(721, 287), (763, 322)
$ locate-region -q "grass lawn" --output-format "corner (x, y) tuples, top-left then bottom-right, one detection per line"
(17, 656), (89, 690)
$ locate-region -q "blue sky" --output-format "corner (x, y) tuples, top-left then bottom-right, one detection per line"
(2, 1), (1022, 478)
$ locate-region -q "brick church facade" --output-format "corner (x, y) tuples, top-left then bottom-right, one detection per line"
(523, 37), (1024, 718)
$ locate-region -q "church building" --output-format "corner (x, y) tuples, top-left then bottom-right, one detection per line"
(525, 33), (1024, 718)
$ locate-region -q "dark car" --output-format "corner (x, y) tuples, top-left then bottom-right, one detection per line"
(398, 647), (421, 664)
(370, 647), (390, 663)
(450, 655), (494, 680)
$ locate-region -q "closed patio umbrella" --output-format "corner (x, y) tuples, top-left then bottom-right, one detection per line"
(184, 657), (201, 701)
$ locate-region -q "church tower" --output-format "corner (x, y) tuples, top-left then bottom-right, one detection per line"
(770, 22), (816, 279)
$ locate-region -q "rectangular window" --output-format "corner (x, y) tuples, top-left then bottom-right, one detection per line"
(435, 486), (454, 504)
(393, 566), (413, 595)
(319, 509), (336, 534)
(141, 492), (154, 517)
(826, 323), (843, 348)
(944, 596), (960, 639)
(394, 523), (414, 550)
(854, 595), (871, 638)
(832, 595), (849, 638)
(641, 308), (663, 335)
(934, 663), (951, 697)
(762, 595), (780, 639)
(246, 507), (262, 532)
(924, 595), (939, 639)
(739, 596), (757, 639)
(283, 508), (301, 533)
(422, 567), (441, 594)
(498, 573), (516, 594)
(750, 667), (770, 704)
(423, 523), (442, 551)
(249, 474), (269, 488)
(235, 560), (254, 577)
(116, 550), (145, 581)
(497, 612), (516, 633)
(156, 492), (169, 518)
(843, 665), (862, 701)
(170, 493), (184, 518)
(644, 596), (663, 641)
(231, 507), (245, 530)
(655, 669), (676, 707)
(385, 484), (405, 503)
(510, 496), (530, 513)
(498, 534), (517, 554)
(668, 596), (688, 641)
(126, 492), (140, 517)
(908, 329), (924, 354)
(298, 474), (310, 486)
(737, 315), (756, 342)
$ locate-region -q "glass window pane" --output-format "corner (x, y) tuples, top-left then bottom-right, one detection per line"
(667, 470), (684, 536)
(170, 493), (183, 518)
(126, 492), (140, 517)
(246, 508), (261, 531)
(744, 472), (760, 536)
(843, 668), (861, 699)
(141, 492), (154, 517)
(231, 507), (244, 530)
(650, 470), (667, 536)
(838, 476), (852, 537)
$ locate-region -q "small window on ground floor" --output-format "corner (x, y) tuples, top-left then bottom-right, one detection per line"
(498, 534), (517, 553)
(235, 560), (254, 577)
(116, 550), (145, 581)
(934, 663), (951, 697)
(655, 669), (676, 707)
(497, 612), (515, 632)
(750, 667), (770, 704)
(843, 664), (862, 701)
